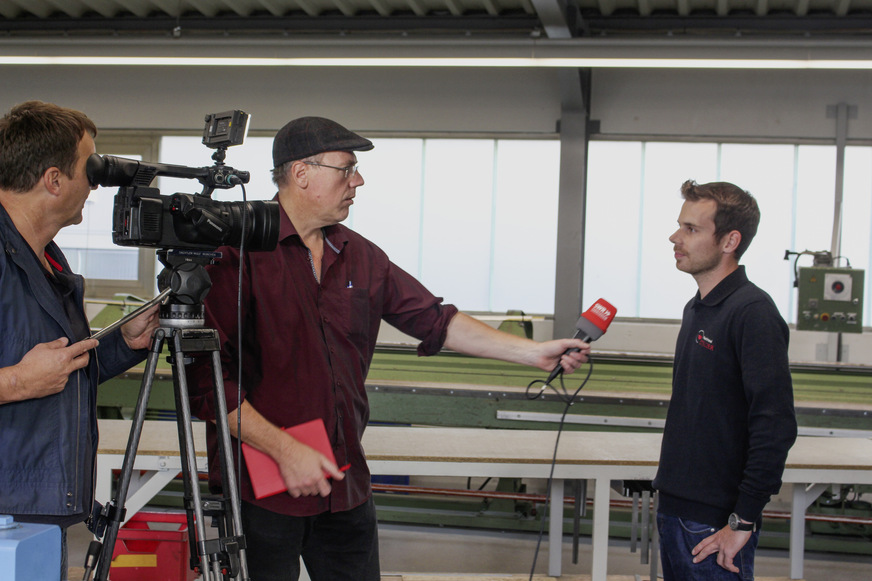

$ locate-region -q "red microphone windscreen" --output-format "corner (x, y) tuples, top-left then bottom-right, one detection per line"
(581, 298), (617, 334)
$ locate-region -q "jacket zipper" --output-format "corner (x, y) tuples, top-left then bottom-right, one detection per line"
(72, 369), (81, 513)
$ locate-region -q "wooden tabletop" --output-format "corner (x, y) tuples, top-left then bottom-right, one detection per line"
(97, 419), (207, 457)
(362, 427), (872, 474)
(97, 420), (872, 474)
(362, 427), (662, 466)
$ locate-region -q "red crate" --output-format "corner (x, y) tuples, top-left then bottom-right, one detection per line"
(109, 511), (197, 581)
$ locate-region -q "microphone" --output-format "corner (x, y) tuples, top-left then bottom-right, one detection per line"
(546, 298), (617, 385)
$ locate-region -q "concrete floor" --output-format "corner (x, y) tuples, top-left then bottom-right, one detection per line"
(66, 519), (872, 581)
(377, 524), (872, 580)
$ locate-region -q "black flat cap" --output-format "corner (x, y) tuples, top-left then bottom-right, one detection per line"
(272, 116), (374, 167)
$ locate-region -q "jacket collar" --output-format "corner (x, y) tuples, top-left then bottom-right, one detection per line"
(0, 201), (78, 339)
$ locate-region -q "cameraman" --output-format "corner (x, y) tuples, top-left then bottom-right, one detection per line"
(189, 116), (591, 581)
(0, 101), (159, 577)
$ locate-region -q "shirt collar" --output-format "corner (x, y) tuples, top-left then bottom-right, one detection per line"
(694, 265), (748, 308)
(276, 198), (349, 255)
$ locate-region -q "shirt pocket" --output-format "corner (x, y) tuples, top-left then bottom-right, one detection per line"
(346, 287), (371, 348)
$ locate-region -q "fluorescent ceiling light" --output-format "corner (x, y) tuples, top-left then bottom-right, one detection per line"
(1, 56), (871, 69)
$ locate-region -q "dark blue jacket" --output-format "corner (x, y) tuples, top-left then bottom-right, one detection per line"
(0, 201), (144, 524)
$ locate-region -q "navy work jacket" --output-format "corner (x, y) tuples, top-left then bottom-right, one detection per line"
(0, 202), (143, 523)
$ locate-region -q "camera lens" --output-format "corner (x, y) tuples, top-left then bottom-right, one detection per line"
(224, 200), (280, 251)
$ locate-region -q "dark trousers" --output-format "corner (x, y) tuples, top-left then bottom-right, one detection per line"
(241, 498), (380, 581)
(657, 513), (759, 581)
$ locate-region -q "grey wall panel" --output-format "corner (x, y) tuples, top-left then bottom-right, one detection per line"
(0, 65), (565, 135)
(4, 65), (870, 141)
(591, 68), (872, 141)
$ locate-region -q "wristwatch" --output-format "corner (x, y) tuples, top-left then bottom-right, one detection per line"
(728, 512), (755, 532)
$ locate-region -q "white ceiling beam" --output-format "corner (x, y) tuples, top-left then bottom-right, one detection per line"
(332, 0), (357, 16)
(293, 0), (320, 17)
(150, 0), (183, 17)
(529, 0), (572, 38)
(214, 0), (252, 16)
(4, 0), (53, 18)
(405, 0), (427, 16)
(369, 0), (394, 16)
(445, 0), (463, 16)
(257, 0), (287, 17)
(187, 0), (222, 17)
(44, 0), (83, 17)
(109, 0), (150, 17)
(78, 0), (125, 18)
(4, 36), (872, 67)
(596, 0), (616, 16)
(638, 0), (652, 17)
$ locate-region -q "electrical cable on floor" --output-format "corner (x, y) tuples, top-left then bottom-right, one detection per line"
(525, 359), (594, 580)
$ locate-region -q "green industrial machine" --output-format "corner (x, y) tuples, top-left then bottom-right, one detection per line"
(796, 266), (865, 333)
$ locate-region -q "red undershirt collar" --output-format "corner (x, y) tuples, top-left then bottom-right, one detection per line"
(44, 251), (63, 272)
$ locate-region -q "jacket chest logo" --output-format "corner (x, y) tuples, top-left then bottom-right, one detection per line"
(696, 329), (715, 351)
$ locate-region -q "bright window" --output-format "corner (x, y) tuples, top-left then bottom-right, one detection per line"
(151, 135), (561, 315)
(584, 141), (869, 326)
(62, 133), (868, 327)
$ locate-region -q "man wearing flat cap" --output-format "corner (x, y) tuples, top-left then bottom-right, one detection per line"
(190, 116), (591, 580)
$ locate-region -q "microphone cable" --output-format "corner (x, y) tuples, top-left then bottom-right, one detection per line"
(235, 183), (248, 502)
(525, 356), (591, 405)
(524, 358), (594, 580)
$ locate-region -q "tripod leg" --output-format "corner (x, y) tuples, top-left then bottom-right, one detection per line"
(170, 331), (219, 581)
(171, 354), (205, 577)
(208, 348), (251, 581)
(93, 328), (166, 581)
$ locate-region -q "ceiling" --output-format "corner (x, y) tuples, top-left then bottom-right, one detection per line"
(0, 0), (870, 41)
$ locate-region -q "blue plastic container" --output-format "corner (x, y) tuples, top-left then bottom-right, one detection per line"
(0, 515), (61, 581)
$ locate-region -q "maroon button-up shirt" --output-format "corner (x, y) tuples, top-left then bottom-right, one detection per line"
(189, 205), (458, 516)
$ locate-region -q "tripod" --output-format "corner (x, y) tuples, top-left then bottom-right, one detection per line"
(89, 251), (250, 581)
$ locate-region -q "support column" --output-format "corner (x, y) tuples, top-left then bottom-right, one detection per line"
(553, 69), (594, 338)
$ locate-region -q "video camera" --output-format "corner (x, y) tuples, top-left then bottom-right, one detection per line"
(86, 110), (279, 252)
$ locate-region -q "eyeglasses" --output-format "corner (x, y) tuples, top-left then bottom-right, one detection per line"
(303, 161), (359, 180)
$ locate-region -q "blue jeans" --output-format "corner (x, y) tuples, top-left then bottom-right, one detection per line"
(241, 497), (380, 581)
(657, 513), (759, 581)
(60, 527), (67, 581)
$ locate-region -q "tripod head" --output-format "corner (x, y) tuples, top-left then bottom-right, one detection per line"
(155, 249), (220, 329)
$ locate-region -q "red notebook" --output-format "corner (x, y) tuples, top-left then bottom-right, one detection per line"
(241, 418), (343, 500)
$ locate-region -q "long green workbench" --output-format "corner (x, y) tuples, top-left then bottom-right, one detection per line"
(97, 345), (872, 433)
(94, 345), (872, 556)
